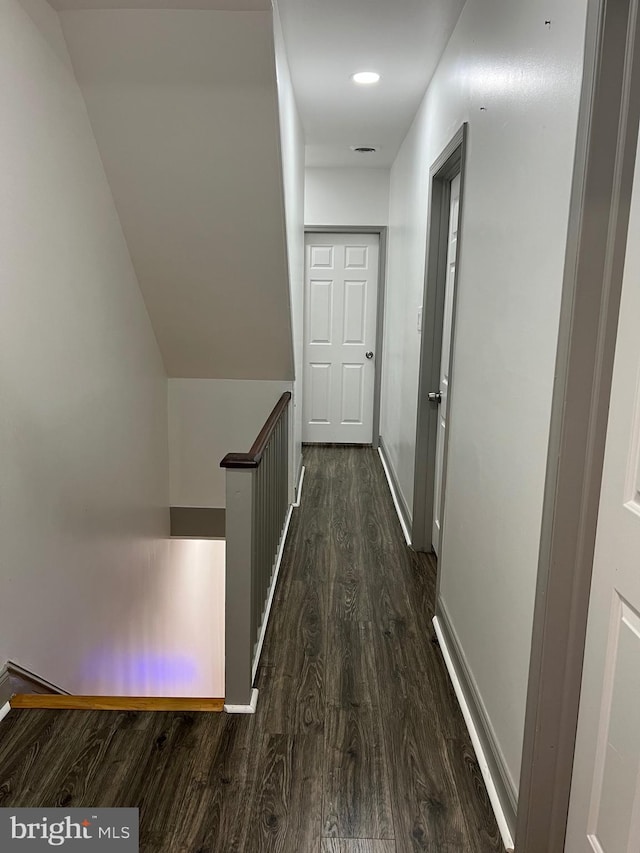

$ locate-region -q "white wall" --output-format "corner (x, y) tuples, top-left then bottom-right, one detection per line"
(380, 0), (588, 793)
(274, 4), (305, 485)
(0, 0), (223, 697)
(166, 8), (304, 518)
(60, 8), (294, 381)
(305, 167), (390, 226)
(169, 380), (293, 507)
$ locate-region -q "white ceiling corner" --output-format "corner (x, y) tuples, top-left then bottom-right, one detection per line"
(276, 0), (466, 168)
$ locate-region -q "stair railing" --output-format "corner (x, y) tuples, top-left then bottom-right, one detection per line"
(220, 392), (291, 708)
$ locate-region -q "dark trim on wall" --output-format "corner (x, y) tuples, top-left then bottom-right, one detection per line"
(436, 601), (517, 837)
(516, 0), (640, 849)
(170, 507), (226, 539)
(373, 228), (388, 451)
(304, 226), (388, 450)
(412, 125), (468, 554)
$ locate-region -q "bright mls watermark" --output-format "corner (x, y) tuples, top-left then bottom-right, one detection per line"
(0, 809), (138, 850)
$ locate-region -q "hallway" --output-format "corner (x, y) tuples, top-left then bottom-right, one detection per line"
(0, 447), (503, 852)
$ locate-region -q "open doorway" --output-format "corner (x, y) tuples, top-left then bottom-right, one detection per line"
(412, 125), (467, 554)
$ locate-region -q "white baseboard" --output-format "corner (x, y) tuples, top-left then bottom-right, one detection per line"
(293, 465), (306, 507)
(251, 499), (295, 684)
(0, 701), (11, 723)
(8, 660), (70, 694)
(377, 445), (412, 546)
(0, 666), (12, 708)
(226, 465), (302, 713)
(224, 687), (259, 715)
(433, 616), (515, 852)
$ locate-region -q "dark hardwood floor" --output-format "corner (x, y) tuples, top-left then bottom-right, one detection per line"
(0, 446), (504, 852)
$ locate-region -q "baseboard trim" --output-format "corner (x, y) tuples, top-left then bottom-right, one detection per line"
(0, 667), (13, 707)
(0, 660), (68, 699)
(377, 438), (412, 546)
(10, 695), (224, 712)
(251, 500), (295, 684)
(293, 464), (306, 507)
(224, 687), (259, 715)
(433, 608), (516, 852)
(0, 702), (11, 723)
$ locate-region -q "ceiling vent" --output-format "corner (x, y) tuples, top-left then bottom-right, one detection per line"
(351, 146), (377, 153)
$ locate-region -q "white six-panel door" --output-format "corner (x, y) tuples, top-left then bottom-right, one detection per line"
(432, 174), (461, 555)
(565, 138), (640, 852)
(303, 233), (379, 443)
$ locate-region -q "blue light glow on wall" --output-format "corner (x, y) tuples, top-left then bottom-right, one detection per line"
(83, 651), (199, 690)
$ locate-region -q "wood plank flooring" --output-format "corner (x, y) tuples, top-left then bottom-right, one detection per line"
(0, 446), (504, 852)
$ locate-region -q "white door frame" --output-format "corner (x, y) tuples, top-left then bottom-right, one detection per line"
(516, 0), (640, 849)
(303, 226), (388, 448)
(412, 125), (467, 553)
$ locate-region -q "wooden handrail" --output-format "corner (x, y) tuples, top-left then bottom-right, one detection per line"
(220, 392), (291, 470)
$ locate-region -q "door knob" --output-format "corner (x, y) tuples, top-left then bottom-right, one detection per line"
(365, 351), (374, 359)
(428, 391), (442, 404)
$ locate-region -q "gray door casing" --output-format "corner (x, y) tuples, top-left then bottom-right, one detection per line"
(516, 0), (640, 849)
(303, 226), (388, 449)
(412, 125), (467, 554)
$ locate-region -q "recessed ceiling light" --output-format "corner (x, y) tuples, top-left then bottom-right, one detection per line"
(351, 71), (381, 85)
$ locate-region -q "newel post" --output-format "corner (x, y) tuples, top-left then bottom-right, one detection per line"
(224, 467), (255, 708)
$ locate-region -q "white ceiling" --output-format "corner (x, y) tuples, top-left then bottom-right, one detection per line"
(52, 0), (466, 168)
(276, 0), (466, 168)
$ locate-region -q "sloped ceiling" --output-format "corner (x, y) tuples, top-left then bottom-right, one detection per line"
(53, 0), (269, 7)
(60, 9), (294, 379)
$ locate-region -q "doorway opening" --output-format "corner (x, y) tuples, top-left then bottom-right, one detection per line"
(412, 125), (467, 554)
(302, 226), (387, 446)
